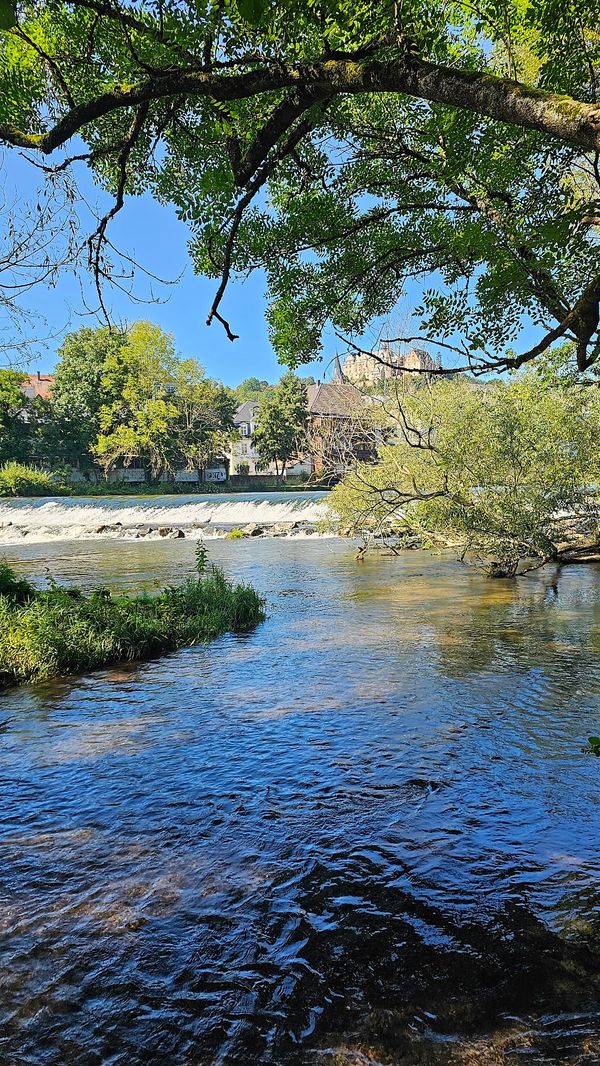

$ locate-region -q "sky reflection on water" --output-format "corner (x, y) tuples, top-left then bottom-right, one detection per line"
(1, 539), (600, 1064)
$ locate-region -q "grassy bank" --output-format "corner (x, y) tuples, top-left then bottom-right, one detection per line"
(69, 478), (321, 496)
(0, 563), (265, 686)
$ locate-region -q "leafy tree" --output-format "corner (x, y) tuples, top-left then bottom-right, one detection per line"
(170, 359), (236, 469)
(48, 325), (128, 463)
(534, 340), (600, 390)
(261, 95), (600, 374)
(0, 460), (67, 496)
(94, 320), (235, 476)
(234, 377), (274, 403)
(0, 2), (598, 373)
(0, 368), (29, 462)
(94, 321), (181, 476)
(252, 371), (308, 480)
(330, 375), (600, 576)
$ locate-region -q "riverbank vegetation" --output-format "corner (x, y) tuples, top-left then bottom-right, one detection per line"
(331, 368), (600, 577)
(0, 464), (316, 498)
(0, 462), (68, 497)
(0, 562), (265, 686)
(0, 324), (313, 493)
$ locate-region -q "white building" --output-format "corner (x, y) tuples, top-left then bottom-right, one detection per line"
(229, 401), (264, 475)
(229, 400), (311, 478)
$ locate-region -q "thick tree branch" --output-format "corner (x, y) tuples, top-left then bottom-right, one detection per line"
(1, 56), (600, 156)
(230, 88), (327, 187)
(206, 104), (327, 337)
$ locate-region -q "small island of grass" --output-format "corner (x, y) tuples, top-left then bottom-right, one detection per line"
(0, 562), (265, 687)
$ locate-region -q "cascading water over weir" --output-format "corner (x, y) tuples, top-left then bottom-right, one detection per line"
(0, 491), (331, 543)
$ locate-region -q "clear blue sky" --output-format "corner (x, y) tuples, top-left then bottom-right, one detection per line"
(2, 149), (333, 386)
(1, 148), (538, 385)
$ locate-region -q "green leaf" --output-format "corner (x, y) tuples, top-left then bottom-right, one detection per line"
(0, 0), (16, 30)
(236, 0), (269, 26)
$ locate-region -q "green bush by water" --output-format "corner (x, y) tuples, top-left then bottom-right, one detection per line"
(0, 462), (68, 497)
(0, 564), (265, 686)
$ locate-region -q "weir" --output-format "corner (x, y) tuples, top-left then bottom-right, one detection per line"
(0, 490), (330, 542)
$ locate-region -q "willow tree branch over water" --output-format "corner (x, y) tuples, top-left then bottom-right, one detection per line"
(0, 0), (599, 369)
(330, 373), (600, 577)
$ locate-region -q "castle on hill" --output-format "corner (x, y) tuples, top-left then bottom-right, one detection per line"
(333, 342), (439, 385)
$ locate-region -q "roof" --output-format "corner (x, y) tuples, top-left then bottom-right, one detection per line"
(20, 373), (54, 400)
(233, 400), (260, 424)
(307, 382), (367, 417)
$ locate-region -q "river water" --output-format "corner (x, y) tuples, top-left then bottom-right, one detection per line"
(1, 534), (600, 1064)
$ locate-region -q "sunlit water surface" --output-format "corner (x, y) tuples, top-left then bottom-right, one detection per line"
(1, 538), (600, 1065)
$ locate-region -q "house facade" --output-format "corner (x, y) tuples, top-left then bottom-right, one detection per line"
(229, 400), (264, 475)
(305, 382), (377, 478)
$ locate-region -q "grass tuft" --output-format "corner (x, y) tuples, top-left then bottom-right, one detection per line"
(0, 564), (265, 686)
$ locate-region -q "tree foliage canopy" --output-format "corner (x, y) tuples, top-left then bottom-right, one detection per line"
(0, 1), (598, 371)
(94, 320), (236, 474)
(50, 324), (128, 461)
(330, 373), (600, 574)
(252, 370), (308, 476)
(0, 368), (28, 461)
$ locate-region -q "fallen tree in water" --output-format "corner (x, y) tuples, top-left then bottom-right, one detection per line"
(330, 372), (600, 578)
(0, 561), (264, 686)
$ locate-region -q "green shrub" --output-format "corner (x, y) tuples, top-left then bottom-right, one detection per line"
(0, 562), (36, 605)
(225, 528), (247, 539)
(0, 565), (265, 686)
(0, 462), (68, 497)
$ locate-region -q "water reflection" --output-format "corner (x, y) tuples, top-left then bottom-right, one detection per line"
(1, 539), (600, 1063)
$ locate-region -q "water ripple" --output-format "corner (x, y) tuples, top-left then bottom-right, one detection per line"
(1, 539), (600, 1063)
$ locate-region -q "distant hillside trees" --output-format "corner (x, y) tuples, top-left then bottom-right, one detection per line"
(234, 376), (314, 404)
(234, 378), (274, 404)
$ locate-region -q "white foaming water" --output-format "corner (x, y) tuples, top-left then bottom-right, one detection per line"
(0, 491), (331, 543)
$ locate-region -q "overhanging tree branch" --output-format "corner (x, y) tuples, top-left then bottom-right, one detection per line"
(336, 276), (600, 375)
(206, 102), (330, 338)
(87, 100), (150, 317)
(1, 56), (600, 156)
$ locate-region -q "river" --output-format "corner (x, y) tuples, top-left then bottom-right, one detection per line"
(1, 531), (600, 1064)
